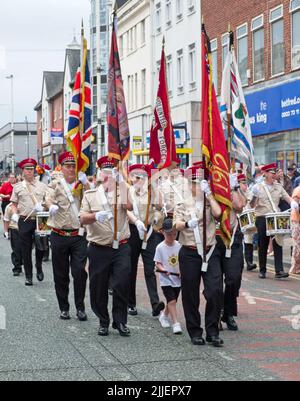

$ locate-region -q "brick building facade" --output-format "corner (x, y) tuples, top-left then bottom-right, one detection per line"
(202, 0), (300, 169)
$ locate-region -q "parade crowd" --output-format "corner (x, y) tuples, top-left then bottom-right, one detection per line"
(0, 155), (300, 348)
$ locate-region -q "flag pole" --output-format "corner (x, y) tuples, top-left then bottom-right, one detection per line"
(227, 26), (235, 172)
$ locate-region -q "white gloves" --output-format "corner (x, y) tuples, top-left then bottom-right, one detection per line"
(187, 218), (199, 229)
(95, 211), (113, 224)
(12, 213), (19, 223)
(135, 220), (147, 240)
(78, 172), (88, 185)
(112, 168), (124, 184)
(252, 184), (260, 198)
(291, 200), (299, 211)
(34, 203), (44, 213)
(4, 232), (9, 240)
(200, 180), (212, 196)
(230, 174), (239, 190)
(49, 204), (59, 217)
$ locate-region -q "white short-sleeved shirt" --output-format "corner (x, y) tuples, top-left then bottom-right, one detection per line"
(154, 240), (181, 288)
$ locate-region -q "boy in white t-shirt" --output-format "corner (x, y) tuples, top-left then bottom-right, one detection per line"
(154, 219), (182, 334)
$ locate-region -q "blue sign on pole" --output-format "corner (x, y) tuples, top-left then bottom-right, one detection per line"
(245, 79), (300, 137)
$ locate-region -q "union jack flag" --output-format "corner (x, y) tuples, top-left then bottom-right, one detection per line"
(66, 26), (92, 173)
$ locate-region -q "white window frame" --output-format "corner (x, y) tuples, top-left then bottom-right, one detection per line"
(210, 39), (218, 94)
(176, 0), (183, 22)
(222, 32), (229, 71)
(156, 2), (162, 34)
(166, 55), (173, 97)
(166, 0), (172, 28)
(290, 0), (300, 70)
(236, 23), (248, 86)
(187, 0), (195, 14)
(141, 19), (146, 45)
(177, 49), (184, 94)
(188, 43), (196, 90)
(141, 69), (146, 106)
(269, 5), (284, 77)
(251, 14), (265, 83)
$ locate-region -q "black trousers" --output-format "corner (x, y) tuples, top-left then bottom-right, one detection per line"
(1, 201), (10, 215)
(128, 224), (160, 309)
(244, 243), (254, 266)
(256, 216), (283, 274)
(9, 228), (23, 273)
(216, 234), (244, 317)
(88, 243), (131, 328)
(179, 246), (223, 339)
(18, 218), (44, 279)
(50, 232), (88, 312)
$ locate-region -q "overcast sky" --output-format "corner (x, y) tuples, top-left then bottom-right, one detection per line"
(0, 0), (90, 127)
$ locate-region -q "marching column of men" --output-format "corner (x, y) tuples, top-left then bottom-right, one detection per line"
(7, 155), (297, 347)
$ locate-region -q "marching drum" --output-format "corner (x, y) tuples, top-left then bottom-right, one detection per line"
(265, 212), (291, 237)
(238, 209), (257, 234)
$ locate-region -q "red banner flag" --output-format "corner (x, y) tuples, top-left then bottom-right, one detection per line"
(149, 41), (177, 170)
(201, 24), (232, 245)
(107, 16), (130, 161)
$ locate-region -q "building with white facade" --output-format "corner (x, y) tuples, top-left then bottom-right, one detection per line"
(116, 0), (202, 165)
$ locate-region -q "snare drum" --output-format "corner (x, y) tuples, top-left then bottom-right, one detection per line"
(265, 212), (291, 237)
(36, 212), (51, 237)
(238, 209), (256, 234)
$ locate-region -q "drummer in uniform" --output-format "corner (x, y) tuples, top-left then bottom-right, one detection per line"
(216, 174), (247, 331)
(80, 156), (133, 337)
(10, 158), (48, 286)
(238, 174), (257, 271)
(127, 164), (165, 317)
(46, 152), (89, 321)
(251, 163), (295, 279)
(3, 202), (23, 276)
(174, 163), (224, 347)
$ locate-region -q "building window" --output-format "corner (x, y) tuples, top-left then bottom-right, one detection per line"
(141, 69), (146, 106)
(237, 23), (248, 86)
(156, 2), (162, 33)
(135, 73), (138, 110)
(133, 26), (137, 50)
(166, 55), (173, 96)
(222, 33), (229, 71)
(210, 39), (218, 93)
(290, 0), (300, 69)
(119, 35), (123, 58)
(252, 14), (265, 82)
(188, 43), (196, 90)
(176, 0), (183, 21)
(141, 19), (146, 45)
(166, 0), (172, 27)
(187, 0), (195, 13)
(177, 49), (184, 94)
(270, 5), (284, 76)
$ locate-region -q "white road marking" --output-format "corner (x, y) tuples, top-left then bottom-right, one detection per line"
(217, 351), (235, 361)
(35, 295), (47, 303)
(252, 297), (282, 304)
(242, 292), (256, 305)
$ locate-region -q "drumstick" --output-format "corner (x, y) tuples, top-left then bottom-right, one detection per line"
(24, 209), (35, 222)
(155, 269), (180, 277)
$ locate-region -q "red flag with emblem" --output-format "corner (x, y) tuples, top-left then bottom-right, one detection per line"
(201, 24), (232, 246)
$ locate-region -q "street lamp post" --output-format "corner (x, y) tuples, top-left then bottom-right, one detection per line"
(25, 116), (30, 158)
(6, 75), (15, 174)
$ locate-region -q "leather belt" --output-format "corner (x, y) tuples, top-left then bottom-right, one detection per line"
(184, 245), (212, 252)
(89, 239), (128, 248)
(20, 215), (36, 221)
(52, 228), (80, 237)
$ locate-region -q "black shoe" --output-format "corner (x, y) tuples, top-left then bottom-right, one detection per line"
(152, 301), (165, 317)
(98, 326), (109, 336)
(77, 310), (88, 321)
(275, 271), (289, 279)
(36, 271), (44, 282)
(112, 322), (131, 337)
(259, 272), (266, 279)
(222, 315), (238, 331)
(128, 306), (138, 316)
(60, 311), (71, 320)
(25, 278), (33, 286)
(206, 335), (224, 347)
(247, 263), (257, 271)
(191, 336), (206, 346)
(13, 271), (21, 277)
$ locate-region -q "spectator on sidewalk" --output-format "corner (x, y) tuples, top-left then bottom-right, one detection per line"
(154, 218), (182, 335)
(290, 185), (300, 274)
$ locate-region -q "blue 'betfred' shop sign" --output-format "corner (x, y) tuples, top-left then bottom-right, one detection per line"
(245, 79), (300, 137)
